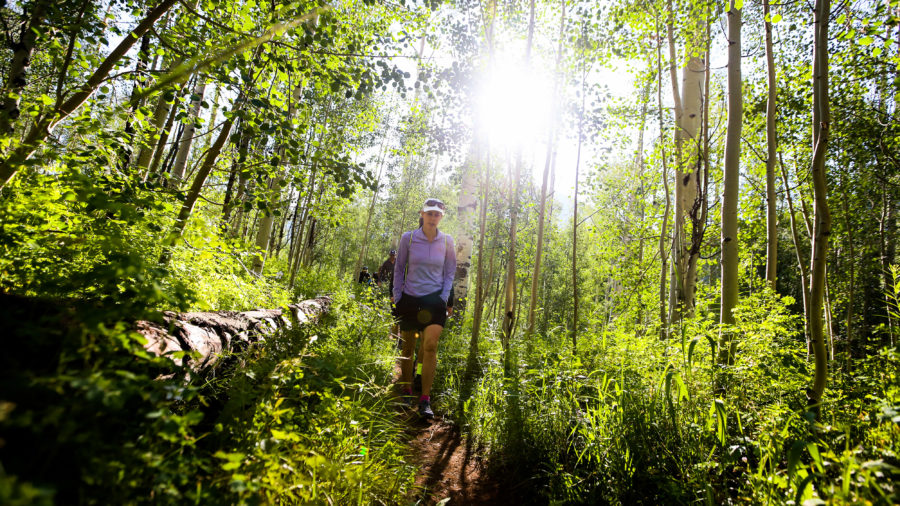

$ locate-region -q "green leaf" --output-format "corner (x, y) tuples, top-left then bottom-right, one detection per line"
(787, 440), (806, 476)
(807, 442), (824, 473)
(859, 36), (874, 45)
(772, 13), (782, 23)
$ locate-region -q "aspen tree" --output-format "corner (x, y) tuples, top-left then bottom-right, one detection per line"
(527, 0), (565, 339)
(572, 24), (587, 354)
(501, 0), (535, 356)
(455, 143), (480, 312)
(665, 0), (706, 322)
(169, 80), (207, 186)
(809, 0), (832, 408)
(763, 0), (779, 289)
(0, 0), (49, 137)
(655, 16), (671, 339)
(469, 0), (496, 350)
(718, 0), (742, 367)
(252, 83), (304, 274)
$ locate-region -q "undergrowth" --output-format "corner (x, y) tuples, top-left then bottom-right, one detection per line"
(0, 286), (414, 505)
(439, 289), (900, 504)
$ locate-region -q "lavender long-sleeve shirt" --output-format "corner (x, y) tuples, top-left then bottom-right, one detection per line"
(393, 228), (456, 303)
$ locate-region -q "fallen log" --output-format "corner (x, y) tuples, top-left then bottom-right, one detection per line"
(137, 296), (331, 370)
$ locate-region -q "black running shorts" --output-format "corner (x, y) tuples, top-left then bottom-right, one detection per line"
(394, 291), (447, 331)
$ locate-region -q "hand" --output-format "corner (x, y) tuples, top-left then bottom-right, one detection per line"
(390, 296), (395, 304)
(447, 306), (454, 317)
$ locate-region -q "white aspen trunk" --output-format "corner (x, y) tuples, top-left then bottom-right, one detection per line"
(148, 92), (180, 177)
(780, 154), (811, 349)
(454, 142), (480, 312)
(0, 1), (46, 137)
(251, 173), (284, 275)
(717, 1), (742, 367)
(572, 34), (586, 354)
(169, 80), (207, 186)
(665, 0), (706, 320)
(469, 0), (496, 350)
(160, 103), (239, 265)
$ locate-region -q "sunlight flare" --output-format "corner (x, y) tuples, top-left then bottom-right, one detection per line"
(476, 60), (555, 149)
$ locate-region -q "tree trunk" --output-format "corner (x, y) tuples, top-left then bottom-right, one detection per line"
(527, 0), (565, 338)
(808, 0), (832, 409)
(470, 148), (491, 351)
(252, 83), (304, 274)
(666, 0), (706, 320)
(763, 0), (779, 290)
(656, 19), (671, 339)
(169, 79), (207, 186)
(160, 96), (241, 265)
(572, 32), (586, 354)
(718, 0), (742, 368)
(0, 1), (48, 137)
(136, 79), (178, 178)
(147, 88), (181, 178)
(840, 174), (855, 359)
(454, 141), (479, 314)
(119, 24), (154, 171)
(501, 0), (535, 358)
(780, 155), (811, 348)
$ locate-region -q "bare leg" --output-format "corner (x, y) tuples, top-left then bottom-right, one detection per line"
(420, 324), (443, 398)
(398, 330), (417, 390)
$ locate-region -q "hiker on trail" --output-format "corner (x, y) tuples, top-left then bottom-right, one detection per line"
(358, 266), (371, 284)
(411, 284), (454, 392)
(393, 198), (456, 419)
(377, 250), (396, 293)
(378, 249), (400, 343)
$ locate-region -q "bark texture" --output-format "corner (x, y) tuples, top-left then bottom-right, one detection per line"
(137, 296), (331, 371)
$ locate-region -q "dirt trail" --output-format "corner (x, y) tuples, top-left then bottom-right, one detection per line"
(400, 408), (501, 505)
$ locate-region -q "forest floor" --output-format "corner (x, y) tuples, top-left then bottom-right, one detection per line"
(400, 407), (501, 505)
(392, 356), (505, 504)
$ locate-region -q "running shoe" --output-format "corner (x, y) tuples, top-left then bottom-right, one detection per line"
(418, 399), (434, 419)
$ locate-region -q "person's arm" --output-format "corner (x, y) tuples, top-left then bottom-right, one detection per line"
(440, 235), (456, 304)
(393, 233), (409, 302)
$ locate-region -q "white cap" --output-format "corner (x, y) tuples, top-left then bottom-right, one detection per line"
(422, 198), (446, 215)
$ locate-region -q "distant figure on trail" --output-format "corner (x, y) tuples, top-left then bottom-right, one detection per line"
(357, 266), (371, 284)
(393, 198), (456, 419)
(377, 250), (396, 293)
(378, 249), (400, 343)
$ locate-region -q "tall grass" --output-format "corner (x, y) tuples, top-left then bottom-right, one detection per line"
(0, 285), (418, 505)
(438, 289), (900, 504)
